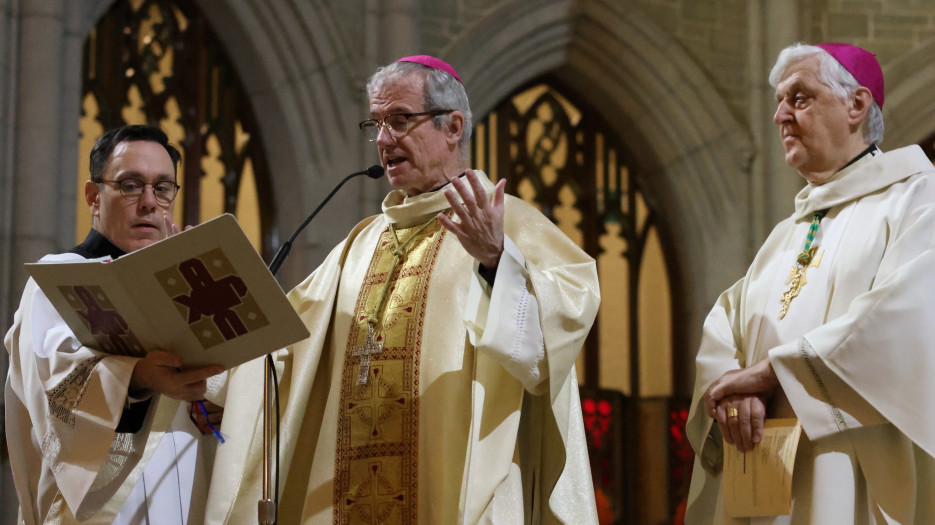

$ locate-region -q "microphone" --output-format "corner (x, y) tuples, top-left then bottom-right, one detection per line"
(267, 164), (384, 275)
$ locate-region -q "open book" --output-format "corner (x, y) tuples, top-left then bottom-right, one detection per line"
(26, 213), (309, 369)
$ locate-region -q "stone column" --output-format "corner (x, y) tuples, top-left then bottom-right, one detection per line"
(10, 0), (70, 288)
(0, 2), (21, 521)
(0, 0), (19, 338)
(747, 0), (805, 252)
(2, 0), (87, 521)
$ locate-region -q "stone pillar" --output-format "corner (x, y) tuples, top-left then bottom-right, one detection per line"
(2, 0), (85, 308)
(2, 0), (87, 521)
(0, 0), (19, 337)
(373, 0), (419, 63)
(748, 0), (805, 252)
(359, 0), (421, 202)
(11, 0), (69, 286)
(0, 3), (21, 521)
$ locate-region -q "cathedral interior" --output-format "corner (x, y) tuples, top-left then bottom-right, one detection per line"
(2, 0), (935, 523)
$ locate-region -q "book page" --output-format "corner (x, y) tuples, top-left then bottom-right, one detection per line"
(26, 214), (309, 369)
(723, 418), (802, 518)
(26, 260), (155, 358)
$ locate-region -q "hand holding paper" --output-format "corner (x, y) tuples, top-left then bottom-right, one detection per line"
(715, 394), (768, 453)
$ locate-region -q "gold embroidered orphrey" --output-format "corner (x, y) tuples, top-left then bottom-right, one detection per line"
(351, 216), (441, 386)
(778, 246), (824, 319)
(335, 218), (446, 524)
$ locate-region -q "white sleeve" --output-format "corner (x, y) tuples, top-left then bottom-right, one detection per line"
(462, 235), (548, 394)
(6, 277), (147, 517)
(770, 338), (887, 441)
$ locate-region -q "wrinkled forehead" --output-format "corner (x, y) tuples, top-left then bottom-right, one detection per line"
(368, 73), (427, 113)
(370, 68), (426, 96)
(774, 56), (824, 94)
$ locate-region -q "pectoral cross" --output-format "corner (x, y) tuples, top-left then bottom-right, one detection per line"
(778, 246), (823, 319)
(352, 324), (384, 385)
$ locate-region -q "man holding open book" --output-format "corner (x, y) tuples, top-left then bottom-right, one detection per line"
(5, 125), (224, 524)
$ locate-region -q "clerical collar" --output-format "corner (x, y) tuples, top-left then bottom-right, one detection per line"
(409, 171), (468, 197)
(840, 144), (881, 171)
(70, 229), (125, 259)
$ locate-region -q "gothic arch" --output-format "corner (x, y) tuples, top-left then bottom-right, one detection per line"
(81, 0), (365, 285)
(879, 38), (935, 149)
(444, 0), (755, 377)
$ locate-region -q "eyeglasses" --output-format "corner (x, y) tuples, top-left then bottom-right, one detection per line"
(359, 110), (454, 142)
(98, 178), (180, 205)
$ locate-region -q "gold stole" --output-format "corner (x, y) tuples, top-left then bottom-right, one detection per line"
(334, 218), (446, 523)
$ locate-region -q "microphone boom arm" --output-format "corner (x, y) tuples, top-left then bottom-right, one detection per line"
(267, 164), (383, 276)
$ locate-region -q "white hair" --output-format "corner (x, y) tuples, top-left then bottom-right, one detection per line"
(367, 61), (473, 161)
(769, 43), (883, 144)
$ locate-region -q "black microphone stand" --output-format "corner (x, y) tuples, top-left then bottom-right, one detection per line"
(268, 164), (385, 276)
(258, 165), (384, 525)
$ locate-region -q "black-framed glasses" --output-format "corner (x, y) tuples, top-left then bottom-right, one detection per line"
(359, 109), (454, 142)
(98, 178), (180, 205)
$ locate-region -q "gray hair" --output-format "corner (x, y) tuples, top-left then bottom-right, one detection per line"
(367, 61), (473, 161)
(769, 43), (883, 145)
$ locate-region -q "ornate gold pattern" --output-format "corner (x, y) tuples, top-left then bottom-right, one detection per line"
(334, 219), (447, 524)
(42, 356), (105, 470)
(46, 356), (104, 426)
(778, 248), (824, 319)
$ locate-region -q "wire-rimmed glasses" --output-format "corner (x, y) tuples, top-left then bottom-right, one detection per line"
(97, 178), (180, 205)
(359, 110), (454, 142)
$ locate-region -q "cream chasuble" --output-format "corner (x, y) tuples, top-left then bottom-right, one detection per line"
(685, 146), (935, 524)
(206, 171), (600, 524)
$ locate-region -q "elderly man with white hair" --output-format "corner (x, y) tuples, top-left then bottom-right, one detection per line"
(206, 55), (600, 524)
(685, 42), (935, 523)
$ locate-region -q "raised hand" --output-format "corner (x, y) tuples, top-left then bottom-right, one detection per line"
(437, 170), (506, 269)
(163, 211), (193, 238)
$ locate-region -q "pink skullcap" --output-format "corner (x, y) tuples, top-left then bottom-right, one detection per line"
(396, 55), (462, 84)
(816, 43), (884, 108)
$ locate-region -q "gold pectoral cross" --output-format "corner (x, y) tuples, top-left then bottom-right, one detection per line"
(778, 246), (823, 319)
(352, 325), (384, 385)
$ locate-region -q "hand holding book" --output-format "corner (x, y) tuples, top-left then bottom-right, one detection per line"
(26, 214), (309, 370)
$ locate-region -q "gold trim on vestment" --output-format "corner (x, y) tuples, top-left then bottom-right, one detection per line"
(334, 218), (447, 523)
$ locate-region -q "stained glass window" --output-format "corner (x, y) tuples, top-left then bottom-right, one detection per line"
(472, 79), (682, 522)
(472, 80), (672, 396)
(78, 0), (272, 256)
